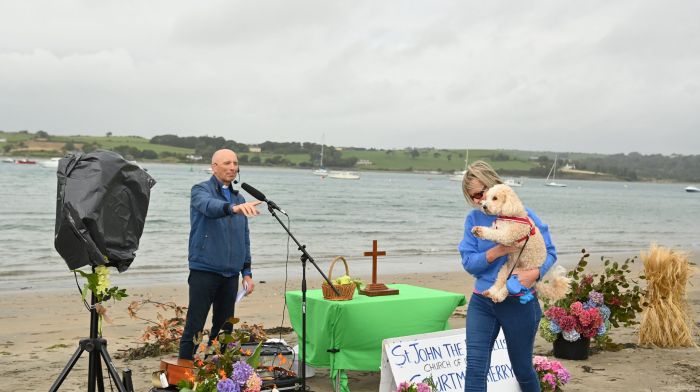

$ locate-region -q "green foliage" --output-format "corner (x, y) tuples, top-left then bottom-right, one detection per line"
(73, 266), (128, 303)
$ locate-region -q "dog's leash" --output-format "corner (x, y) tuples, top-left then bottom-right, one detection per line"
(506, 235), (530, 279)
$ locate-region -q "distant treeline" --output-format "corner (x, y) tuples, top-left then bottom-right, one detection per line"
(570, 153), (700, 182)
(150, 134), (358, 168)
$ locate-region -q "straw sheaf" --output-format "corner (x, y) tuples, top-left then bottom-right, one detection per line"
(638, 244), (697, 348)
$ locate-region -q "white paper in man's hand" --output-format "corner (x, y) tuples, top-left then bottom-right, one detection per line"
(236, 281), (248, 303)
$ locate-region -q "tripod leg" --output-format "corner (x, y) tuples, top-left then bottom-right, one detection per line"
(100, 344), (128, 391)
(49, 346), (85, 392)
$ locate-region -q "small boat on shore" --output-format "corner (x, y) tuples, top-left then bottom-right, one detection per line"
(685, 186), (700, 193)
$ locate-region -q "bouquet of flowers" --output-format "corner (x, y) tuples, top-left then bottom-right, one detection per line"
(540, 250), (645, 348)
(395, 381), (434, 392)
(540, 291), (609, 342)
(178, 318), (264, 392)
(533, 356), (570, 391)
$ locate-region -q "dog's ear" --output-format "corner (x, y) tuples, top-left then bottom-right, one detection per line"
(499, 187), (526, 217)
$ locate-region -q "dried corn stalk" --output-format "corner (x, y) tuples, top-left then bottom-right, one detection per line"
(638, 244), (696, 347)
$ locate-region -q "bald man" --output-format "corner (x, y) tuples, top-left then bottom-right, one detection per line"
(179, 149), (261, 360)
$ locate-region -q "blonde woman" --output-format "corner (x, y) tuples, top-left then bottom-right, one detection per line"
(458, 161), (557, 392)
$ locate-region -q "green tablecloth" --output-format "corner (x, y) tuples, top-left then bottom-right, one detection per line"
(285, 284), (466, 374)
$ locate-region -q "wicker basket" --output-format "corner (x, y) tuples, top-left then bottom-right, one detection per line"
(321, 256), (357, 301)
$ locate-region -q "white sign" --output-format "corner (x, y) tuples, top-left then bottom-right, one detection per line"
(379, 328), (520, 392)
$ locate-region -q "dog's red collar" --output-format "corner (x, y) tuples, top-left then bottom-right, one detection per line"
(496, 215), (536, 242)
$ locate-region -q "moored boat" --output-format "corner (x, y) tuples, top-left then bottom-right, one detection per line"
(40, 157), (61, 168)
(504, 177), (524, 187)
(328, 171), (360, 180)
(544, 154), (567, 187)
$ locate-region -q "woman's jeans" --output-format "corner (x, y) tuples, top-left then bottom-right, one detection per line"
(178, 269), (239, 360)
(465, 293), (542, 392)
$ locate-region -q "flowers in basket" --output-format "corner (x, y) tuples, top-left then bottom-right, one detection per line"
(540, 291), (609, 342)
(178, 318), (264, 392)
(533, 356), (570, 391)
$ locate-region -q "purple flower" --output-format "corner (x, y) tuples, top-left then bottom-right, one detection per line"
(556, 367), (571, 384)
(217, 378), (240, 392)
(588, 291), (604, 305)
(232, 361), (254, 385)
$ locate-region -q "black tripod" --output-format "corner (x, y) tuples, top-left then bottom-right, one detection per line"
(49, 284), (131, 392)
(266, 205), (339, 391)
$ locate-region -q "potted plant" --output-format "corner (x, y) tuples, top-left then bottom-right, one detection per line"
(540, 292), (607, 359)
(539, 249), (645, 358)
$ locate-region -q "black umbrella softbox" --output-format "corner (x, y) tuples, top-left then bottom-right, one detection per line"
(54, 150), (156, 272)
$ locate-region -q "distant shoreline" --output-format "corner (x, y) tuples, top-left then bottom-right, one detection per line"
(5, 155), (696, 184)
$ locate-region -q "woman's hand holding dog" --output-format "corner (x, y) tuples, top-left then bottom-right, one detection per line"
(513, 268), (540, 288)
(485, 244), (520, 263)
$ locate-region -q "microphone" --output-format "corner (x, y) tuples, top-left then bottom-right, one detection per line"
(233, 169), (241, 184)
(241, 182), (287, 215)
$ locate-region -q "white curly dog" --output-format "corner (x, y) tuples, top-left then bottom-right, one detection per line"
(471, 184), (570, 303)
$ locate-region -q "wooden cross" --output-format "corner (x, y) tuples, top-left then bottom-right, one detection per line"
(359, 240), (399, 297)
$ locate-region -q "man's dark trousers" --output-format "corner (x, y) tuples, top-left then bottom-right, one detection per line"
(178, 269), (239, 359)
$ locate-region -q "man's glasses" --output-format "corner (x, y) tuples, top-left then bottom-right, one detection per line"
(469, 187), (488, 201)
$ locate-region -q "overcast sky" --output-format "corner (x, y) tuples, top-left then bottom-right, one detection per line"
(1, 1), (698, 155)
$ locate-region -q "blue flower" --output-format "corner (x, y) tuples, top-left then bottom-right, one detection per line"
(598, 305), (611, 321)
(549, 320), (562, 334)
(597, 323), (607, 336)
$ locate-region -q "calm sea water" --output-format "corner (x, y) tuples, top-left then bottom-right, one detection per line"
(1, 162), (699, 292)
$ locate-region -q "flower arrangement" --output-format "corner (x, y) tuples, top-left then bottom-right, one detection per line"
(540, 291), (608, 342)
(540, 249), (645, 349)
(533, 356), (570, 391)
(178, 318), (264, 392)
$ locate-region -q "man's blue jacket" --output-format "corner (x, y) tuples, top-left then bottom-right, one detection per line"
(188, 176), (252, 278)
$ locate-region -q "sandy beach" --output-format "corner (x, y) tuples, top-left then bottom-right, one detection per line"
(1, 251), (698, 392)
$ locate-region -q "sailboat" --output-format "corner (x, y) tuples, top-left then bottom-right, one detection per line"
(544, 154), (567, 187)
(448, 150), (469, 181)
(312, 138), (328, 177)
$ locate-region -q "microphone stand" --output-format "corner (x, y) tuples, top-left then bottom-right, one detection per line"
(265, 204), (339, 391)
